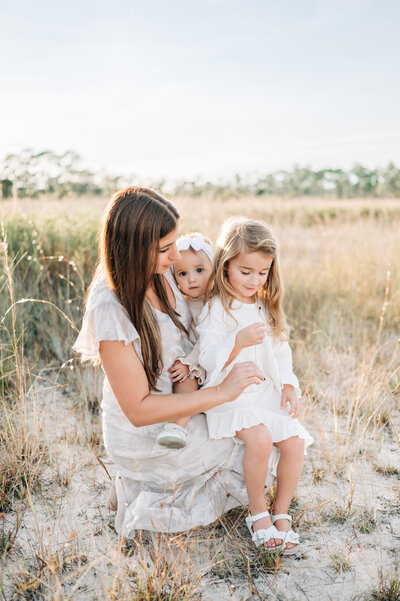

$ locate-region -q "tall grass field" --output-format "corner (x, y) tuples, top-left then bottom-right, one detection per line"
(1, 195), (399, 601)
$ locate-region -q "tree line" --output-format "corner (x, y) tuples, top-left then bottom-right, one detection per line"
(1, 148), (400, 199)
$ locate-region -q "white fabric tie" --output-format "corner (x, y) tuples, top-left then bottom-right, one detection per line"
(176, 237), (214, 264)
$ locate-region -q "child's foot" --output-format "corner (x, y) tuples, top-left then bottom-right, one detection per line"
(156, 423), (187, 449)
(273, 518), (294, 550)
(245, 510), (283, 550)
(252, 514), (283, 549)
(271, 513), (299, 553)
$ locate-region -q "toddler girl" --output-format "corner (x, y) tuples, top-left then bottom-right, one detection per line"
(156, 234), (214, 449)
(197, 217), (313, 554)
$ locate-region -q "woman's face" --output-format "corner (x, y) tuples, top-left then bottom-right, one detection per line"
(155, 226), (181, 274)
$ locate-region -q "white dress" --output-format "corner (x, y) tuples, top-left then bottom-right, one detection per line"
(73, 271), (280, 535)
(197, 297), (314, 449)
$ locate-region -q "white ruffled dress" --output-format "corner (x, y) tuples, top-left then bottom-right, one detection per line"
(73, 271), (280, 535)
(197, 297), (313, 450)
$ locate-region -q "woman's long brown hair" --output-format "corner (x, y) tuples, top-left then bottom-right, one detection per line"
(93, 186), (186, 391)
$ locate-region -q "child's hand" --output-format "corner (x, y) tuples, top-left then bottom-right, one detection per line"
(236, 323), (267, 349)
(168, 360), (190, 383)
(280, 384), (301, 418)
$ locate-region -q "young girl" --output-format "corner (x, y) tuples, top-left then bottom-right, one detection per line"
(197, 217), (313, 553)
(156, 234), (214, 449)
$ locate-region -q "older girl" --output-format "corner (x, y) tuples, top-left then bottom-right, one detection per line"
(197, 217), (313, 553)
(73, 188), (276, 536)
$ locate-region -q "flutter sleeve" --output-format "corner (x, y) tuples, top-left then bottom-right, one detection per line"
(73, 301), (141, 362)
(175, 341), (206, 385)
(197, 299), (238, 387)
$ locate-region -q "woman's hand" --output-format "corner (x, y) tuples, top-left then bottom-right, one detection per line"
(168, 360), (189, 383)
(236, 323), (267, 349)
(281, 384), (301, 418)
(99, 343), (263, 427)
(219, 362), (265, 402)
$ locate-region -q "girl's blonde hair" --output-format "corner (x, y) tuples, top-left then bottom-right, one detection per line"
(207, 217), (288, 339)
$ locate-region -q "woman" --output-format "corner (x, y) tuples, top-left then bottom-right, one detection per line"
(73, 186), (279, 536)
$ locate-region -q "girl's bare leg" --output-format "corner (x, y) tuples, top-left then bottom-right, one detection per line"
(272, 436), (305, 549)
(236, 425), (282, 549)
(172, 377), (198, 427)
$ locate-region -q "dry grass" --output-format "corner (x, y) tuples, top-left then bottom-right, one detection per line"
(0, 194), (399, 600)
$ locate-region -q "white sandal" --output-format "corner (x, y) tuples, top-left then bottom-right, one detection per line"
(245, 511), (284, 552)
(156, 423), (187, 449)
(271, 513), (300, 555)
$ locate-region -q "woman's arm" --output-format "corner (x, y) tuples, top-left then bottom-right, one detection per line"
(99, 340), (264, 427)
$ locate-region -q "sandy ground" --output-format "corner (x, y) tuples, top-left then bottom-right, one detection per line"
(1, 376), (400, 601)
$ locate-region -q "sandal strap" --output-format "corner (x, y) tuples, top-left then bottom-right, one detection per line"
(274, 529), (300, 545)
(245, 511), (272, 536)
(245, 511), (270, 532)
(271, 513), (292, 524)
(245, 511), (270, 526)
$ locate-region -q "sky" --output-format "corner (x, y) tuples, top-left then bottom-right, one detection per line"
(1, 0), (400, 181)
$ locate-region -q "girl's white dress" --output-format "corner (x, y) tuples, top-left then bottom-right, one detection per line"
(197, 297), (313, 449)
(73, 271), (280, 535)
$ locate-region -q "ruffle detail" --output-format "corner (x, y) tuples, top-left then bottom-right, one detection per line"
(188, 364), (206, 384)
(251, 526), (281, 546)
(207, 408), (314, 452)
(175, 355), (206, 385)
(73, 301), (140, 362)
(277, 529), (300, 545)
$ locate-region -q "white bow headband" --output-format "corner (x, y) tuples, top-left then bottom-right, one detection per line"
(176, 237), (214, 264)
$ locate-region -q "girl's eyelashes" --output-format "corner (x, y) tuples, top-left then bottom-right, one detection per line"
(196, 267), (204, 273)
(240, 270), (268, 276)
(178, 271), (187, 277)
(159, 248), (169, 254)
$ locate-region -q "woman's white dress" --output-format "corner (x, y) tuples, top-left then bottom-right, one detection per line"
(73, 271), (280, 535)
(197, 297), (313, 449)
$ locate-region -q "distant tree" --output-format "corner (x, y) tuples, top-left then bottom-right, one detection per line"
(1, 148), (41, 197)
(321, 169), (351, 198)
(1, 179), (13, 198)
(0, 148), (100, 198)
(1, 148), (400, 199)
(351, 164), (379, 197)
(383, 162), (400, 198)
